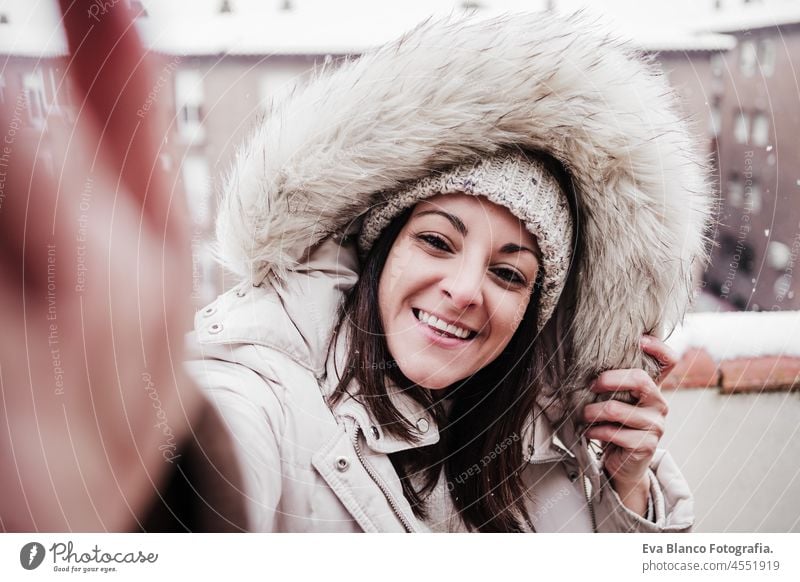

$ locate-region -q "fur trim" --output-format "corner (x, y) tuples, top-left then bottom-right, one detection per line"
(215, 10), (713, 392)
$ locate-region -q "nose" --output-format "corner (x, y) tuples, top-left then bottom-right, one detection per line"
(441, 257), (484, 309)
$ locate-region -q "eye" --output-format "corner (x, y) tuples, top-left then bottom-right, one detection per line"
(417, 233), (527, 285)
(416, 233), (452, 252)
(493, 267), (526, 286)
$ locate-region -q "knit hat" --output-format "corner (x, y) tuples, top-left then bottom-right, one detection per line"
(357, 150), (574, 331)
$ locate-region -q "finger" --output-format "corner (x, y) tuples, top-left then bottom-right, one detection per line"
(583, 425), (660, 455)
(0, 105), (74, 292)
(640, 334), (679, 381)
(58, 0), (186, 243)
(591, 369), (668, 414)
(582, 400), (665, 435)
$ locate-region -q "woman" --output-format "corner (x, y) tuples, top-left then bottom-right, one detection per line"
(184, 11), (710, 532)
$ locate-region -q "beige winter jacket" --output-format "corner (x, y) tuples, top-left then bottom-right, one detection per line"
(182, 231), (695, 532)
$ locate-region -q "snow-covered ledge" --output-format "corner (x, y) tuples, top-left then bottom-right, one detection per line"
(663, 311), (800, 392)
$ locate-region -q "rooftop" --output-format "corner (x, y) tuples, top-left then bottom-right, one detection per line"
(0, 0), (736, 57)
(693, 3), (800, 34)
(665, 310), (800, 393)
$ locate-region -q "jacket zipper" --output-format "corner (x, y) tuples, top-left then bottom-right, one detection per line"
(526, 454), (568, 465)
(582, 470), (598, 533)
(350, 424), (416, 533)
(584, 438), (600, 533)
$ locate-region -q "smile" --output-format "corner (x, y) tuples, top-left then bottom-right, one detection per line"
(412, 308), (478, 340)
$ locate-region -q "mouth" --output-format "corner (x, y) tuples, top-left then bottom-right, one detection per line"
(412, 308), (479, 341)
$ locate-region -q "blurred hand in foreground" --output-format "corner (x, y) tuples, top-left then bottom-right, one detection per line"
(0, 0), (200, 531)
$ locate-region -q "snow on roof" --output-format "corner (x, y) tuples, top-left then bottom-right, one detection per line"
(0, 0), (735, 59)
(139, 6), (740, 56)
(140, 8), (435, 56)
(0, 0), (67, 58)
(666, 311), (800, 361)
(693, 4), (800, 34)
(637, 32), (736, 53)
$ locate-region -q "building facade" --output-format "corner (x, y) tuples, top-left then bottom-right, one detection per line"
(698, 5), (800, 311)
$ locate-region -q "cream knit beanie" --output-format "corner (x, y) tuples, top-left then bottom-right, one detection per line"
(357, 150), (574, 331)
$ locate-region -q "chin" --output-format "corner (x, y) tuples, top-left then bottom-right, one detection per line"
(418, 378), (455, 391)
(397, 361), (463, 390)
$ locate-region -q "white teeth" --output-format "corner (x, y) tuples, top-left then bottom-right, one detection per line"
(415, 309), (471, 339)
(445, 323), (461, 336)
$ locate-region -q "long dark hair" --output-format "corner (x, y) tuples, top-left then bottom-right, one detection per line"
(327, 151), (580, 532)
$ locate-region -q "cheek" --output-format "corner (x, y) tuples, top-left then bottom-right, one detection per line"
(496, 294), (531, 337)
(381, 240), (415, 299)
(378, 241), (415, 326)
(377, 275), (394, 335)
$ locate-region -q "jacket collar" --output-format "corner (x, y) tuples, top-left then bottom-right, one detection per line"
(322, 320), (574, 462)
(322, 321), (441, 454)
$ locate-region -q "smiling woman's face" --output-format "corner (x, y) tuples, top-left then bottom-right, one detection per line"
(378, 193), (540, 390)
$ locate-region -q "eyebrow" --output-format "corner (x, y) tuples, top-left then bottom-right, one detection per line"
(413, 209), (539, 258)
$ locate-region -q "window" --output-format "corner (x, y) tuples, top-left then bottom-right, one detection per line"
(759, 38), (776, 77)
(22, 70), (47, 128)
(728, 174), (744, 208)
(734, 110), (749, 144)
(710, 52), (725, 78)
(745, 181), (762, 213)
(773, 273), (792, 301)
(767, 241), (791, 270)
(175, 70), (205, 143)
(720, 233), (755, 274)
(751, 111), (770, 147)
(709, 98), (722, 137)
(181, 155), (212, 227)
(739, 40), (757, 77)
(45, 67), (67, 119)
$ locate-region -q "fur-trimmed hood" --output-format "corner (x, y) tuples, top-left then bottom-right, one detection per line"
(214, 10), (713, 415)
